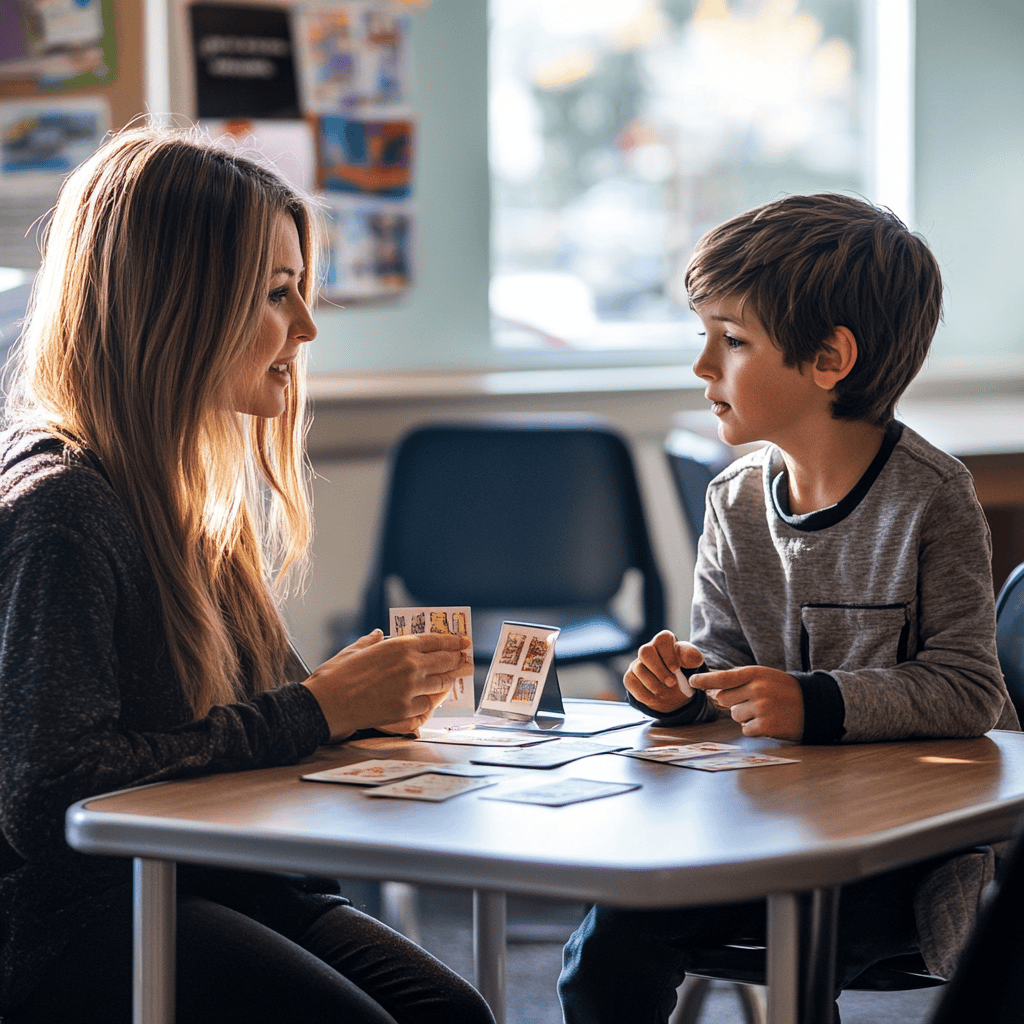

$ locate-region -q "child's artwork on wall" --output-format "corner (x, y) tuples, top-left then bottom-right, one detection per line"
(294, 2), (410, 115)
(322, 193), (413, 299)
(0, 96), (108, 189)
(316, 114), (412, 196)
(390, 605), (474, 715)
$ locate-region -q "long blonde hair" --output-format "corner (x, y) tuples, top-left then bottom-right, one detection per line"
(7, 127), (319, 717)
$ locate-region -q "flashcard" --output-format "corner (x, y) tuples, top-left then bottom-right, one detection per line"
(364, 773), (497, 802)
(478, 622), (560, 721)
(470, 738), (628, 769)
(683, 753), (799, 771)
(417, 728), (554, 747)
(390, 606), (474, 715)
(619, 742), (742, 764)
(484, 778), (641, 807)
(301, 759), (442, 785)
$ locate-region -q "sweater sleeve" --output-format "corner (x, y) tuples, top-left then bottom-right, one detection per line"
(0, 519), (329, 862)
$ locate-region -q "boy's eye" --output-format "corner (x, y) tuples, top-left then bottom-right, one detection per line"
(724, 334), (744, 349)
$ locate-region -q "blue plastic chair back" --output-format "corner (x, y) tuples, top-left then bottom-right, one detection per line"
(996, 561), (1024, 722)
(361, 420), (665, 664)
(664, 428), (732, 553)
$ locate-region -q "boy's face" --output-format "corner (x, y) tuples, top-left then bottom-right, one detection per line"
(692, 296), (829, 449)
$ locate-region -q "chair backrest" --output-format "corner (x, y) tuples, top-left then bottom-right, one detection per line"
(361, 420), (664, 640)
(663, 428), (732, 553)
(996, 561), (1024, 722)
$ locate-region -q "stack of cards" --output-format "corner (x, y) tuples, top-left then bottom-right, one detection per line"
(390, 606), (475, 715)
(620, 743), (798, 771)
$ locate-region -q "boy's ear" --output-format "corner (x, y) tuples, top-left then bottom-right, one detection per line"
(812, 326), (857, 391)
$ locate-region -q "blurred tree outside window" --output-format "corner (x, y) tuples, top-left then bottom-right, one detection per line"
(489, 0), (870, 354)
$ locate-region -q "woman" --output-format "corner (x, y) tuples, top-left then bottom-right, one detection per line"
(0, 127), (494, 1024)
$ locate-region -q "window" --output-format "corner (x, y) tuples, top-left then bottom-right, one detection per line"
(489, 0), (905, 358)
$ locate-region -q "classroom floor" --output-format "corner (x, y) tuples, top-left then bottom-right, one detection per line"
(340, 881), (945, 1024)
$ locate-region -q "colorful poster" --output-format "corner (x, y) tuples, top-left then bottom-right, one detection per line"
(294, 2), (411, 115)
(322, 193), (413, 300)
(316, 114), (412, 196)
(0, 96), (108, 186)
(0, 0), (115, 90)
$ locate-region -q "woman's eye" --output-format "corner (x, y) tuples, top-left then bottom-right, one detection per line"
(269, 287), (288, 305)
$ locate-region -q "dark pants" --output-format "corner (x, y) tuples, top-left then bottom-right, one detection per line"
(558, 863), (932, 1024)
(10, 869), (494, 1024)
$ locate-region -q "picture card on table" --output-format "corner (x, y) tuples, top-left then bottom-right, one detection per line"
(390, 606), (474, 715)
(484, 778), (641, 808)
(417, 728), (554, 748)
(477, 621), (560, 722)
(683, 753), (799, 772)
(619, 742), (742, 764)
(364, 773), (497, 802)
(470, 738), (627, 769)
(301, 759), (443, 786)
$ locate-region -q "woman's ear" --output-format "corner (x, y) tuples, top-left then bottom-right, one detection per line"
(812, 326), (857, 390)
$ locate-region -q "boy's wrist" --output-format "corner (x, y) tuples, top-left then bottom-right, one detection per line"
(792, 671), (846, 744)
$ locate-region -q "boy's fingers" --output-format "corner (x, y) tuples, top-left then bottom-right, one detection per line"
(691, 667), (749, 692)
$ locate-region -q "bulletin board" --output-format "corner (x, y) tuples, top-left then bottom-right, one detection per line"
(0, 0), (145, 268)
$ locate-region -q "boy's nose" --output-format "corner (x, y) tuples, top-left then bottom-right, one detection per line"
(692, 345), (716, 380)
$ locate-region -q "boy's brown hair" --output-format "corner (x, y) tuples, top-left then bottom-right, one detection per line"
(684, 193), (943, 426)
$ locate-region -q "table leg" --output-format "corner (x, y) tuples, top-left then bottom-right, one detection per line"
(133, 858), (176, 1024)
(766, 888), (839, 1024)
(473, 889), (507, 1024)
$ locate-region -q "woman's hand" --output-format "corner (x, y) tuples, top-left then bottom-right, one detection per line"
(623, 630), (705, 714)
(302, 630), (471, 741)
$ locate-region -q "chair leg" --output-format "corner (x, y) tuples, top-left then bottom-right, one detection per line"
(736, 983), (766, 1024)
(380, 881), (421, 945)
(670, 977), (711, 1024)
(669, 980), (766, 1024)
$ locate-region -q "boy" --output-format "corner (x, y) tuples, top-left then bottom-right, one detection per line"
(558, 194), (1019, 1024)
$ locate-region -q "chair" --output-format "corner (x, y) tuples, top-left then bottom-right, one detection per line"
(927, 820), (1024, 1024)
(664, 428), (732, 554)
(360, 419), (665, 674)
(995, 561), (1024, 721)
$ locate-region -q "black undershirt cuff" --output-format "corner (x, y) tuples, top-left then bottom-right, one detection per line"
(628, 664), (710, 727)
(794, 671), (846, 744)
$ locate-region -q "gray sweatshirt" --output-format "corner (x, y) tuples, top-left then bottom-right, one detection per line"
(646, 420), (1017, 742)
(633, 421), (1018, 978)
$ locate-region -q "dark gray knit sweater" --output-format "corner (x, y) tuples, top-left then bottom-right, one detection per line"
(0, 428), (331, 1008)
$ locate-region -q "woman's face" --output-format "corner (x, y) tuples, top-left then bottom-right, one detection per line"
(230, 212), (317, 418)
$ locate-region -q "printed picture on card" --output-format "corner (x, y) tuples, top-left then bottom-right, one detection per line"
(390, 606), (474, 714)
(478, 621), (559, 722)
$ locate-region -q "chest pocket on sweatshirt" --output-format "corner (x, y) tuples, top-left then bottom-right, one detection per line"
(800, 603), (911, 672)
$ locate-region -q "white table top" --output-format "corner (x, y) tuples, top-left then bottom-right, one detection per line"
(66, 715), (1024, 909)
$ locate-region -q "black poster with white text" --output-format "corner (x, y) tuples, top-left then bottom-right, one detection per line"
(190, 3), (300, 119)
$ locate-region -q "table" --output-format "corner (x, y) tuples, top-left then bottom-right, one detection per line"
(66, 712), (1024, 1024)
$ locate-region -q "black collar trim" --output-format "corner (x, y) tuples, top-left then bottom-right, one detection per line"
(770, 420), (904, 532)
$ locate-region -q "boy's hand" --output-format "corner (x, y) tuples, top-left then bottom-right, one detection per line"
(623, 630), (705, 714)
(691, 667), (804, 741)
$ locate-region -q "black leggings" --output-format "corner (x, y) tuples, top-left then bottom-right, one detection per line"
(10, 876), (495, 1024)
